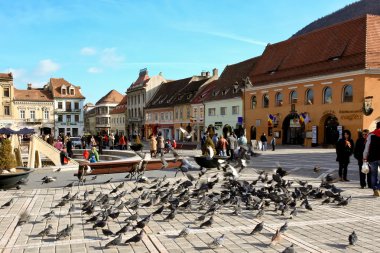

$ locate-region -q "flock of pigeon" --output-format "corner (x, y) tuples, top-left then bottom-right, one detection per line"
(0, 146), (359, 253)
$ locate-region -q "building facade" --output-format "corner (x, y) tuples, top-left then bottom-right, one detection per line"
(83, 103), (96, 134)
(46, 78), (85, 137)
(244, 15), (380, 146)
(126, 69), (166, 139)
(110, 95), (127, 135)
(95, 89), (124, 135)
(0, 73), (15, 128)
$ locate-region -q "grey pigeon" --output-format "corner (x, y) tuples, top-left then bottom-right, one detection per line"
(349, 231), (358, 246)
(102, 228), (114, 237)
(115, 223), (132, 235)
(16, 211), (30, 226)
(279, 222), (288, 234)
(250, 221), (264, 235)
(37, 224), (53, 237)
(125, 230), (144, 244)
(178, 225), (190, 238)
(42, 210), (55, 220)
(208, 234), (225, 248)
(105, 234), (122, 248)
(56, 224), (74, 240)
(1, 198), (14, 208)
(282, 244), (296, 253)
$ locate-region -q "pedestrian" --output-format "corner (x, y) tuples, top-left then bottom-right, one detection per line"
(212, 133), (219, 147)
(260, 133), (267, 151)
(363, 122), (380, 196)
(109, 133), (115, 150)
(271, 136), (276, 151)
(335, 129), (354, 182)
(238, 134), (248, 146)
(119, 134), (127, 150)
(90, 135), (97, 147)
(66, 134), (73, 158)
(97, 134), (103, 154)
(227, 134), (237, 160)
(354, 130), (371, 189)
(60, 147), (70, 165)
(157, 132), (165, 156)
(218, 135), (228, 156)
(89, 146), (99, 162)
(54, 138), (63, 151)
(149, 134), (157, 158)
(83, 149), (90, 160)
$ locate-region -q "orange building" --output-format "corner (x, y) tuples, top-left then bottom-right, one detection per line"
(244, 15), (380, 146)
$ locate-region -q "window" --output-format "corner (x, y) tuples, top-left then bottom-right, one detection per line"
(4, 106), (10, 116)
(290, 91), (298, 104)
(251, 96), (257, 109)
(275, 92), (283, 106)
(220, 107), (227, 116)
(20, 110), (25, 119)
(342, 85), (353, 102)
(232, 106), (239, 115)
(155, 113), (158, 121)
(66, 102), (71, 111)
(175, 109), (179, 119)
(179, 109), (183, 119)
(62, 88), (66, 95)
(305, 89), (314, 105)
(72, 128), (78, 136)
(165, 112), (169, 120)
(323, 87), (332, 104)
(58, 115), (63, 122)
(44, 110), (49, 120)
(262, 94), (269, 108)
(186, 107), (190, 118)
(160, 112), (164, 121)
(70, 88), (75, 95)
(208, 108), (216, 116)
(75, 115), (79, 122)
(200, 107), (204, 118)
(66, 115), (71, 122)
(74, 102), (79, 110)
(3, 88), (10, 97)
(30, 110), (35, 119)
(58, 102), (63, 109)
(138, 96), (140, 104)
(193, 108), (198, 118)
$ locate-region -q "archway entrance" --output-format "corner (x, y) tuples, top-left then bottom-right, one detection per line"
(324, 115), (339, 145)
(282, 113), (305, 145)
(250, 126), (257, 141)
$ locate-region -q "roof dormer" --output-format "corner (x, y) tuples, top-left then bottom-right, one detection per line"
(69, 86), (75, 95)
(61, 85), (67, 95)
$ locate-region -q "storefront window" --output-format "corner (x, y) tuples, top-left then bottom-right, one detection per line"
(290, 91), (298, 104)
(305, 89), (314, 105)
(342, 85), (353, 102)
(323, 87), (332, 104)
(275, 92), (283, 106)
(262, 94), (269, 108)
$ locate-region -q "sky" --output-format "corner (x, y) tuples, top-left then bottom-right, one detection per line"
(0, 0), (358, 103)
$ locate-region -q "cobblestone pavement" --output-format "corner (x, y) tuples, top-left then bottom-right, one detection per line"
(1, 147), (378, 253)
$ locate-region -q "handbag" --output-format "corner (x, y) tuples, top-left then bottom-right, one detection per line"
(361, 162), (369, 174)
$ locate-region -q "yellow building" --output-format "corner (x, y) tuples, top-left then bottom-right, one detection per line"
(0, 73), (15, 128)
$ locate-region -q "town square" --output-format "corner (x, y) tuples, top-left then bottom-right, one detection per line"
(1, 0), (380, 252)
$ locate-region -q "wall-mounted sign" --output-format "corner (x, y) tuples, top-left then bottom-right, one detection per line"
(312, 126), (318, 144)
(215, 122), (223, 127)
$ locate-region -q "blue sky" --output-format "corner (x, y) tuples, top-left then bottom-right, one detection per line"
(0, 0), (358, 103)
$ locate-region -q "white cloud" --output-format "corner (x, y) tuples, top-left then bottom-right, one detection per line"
(100, 48), (125, 67)
(80, 47), (97, 56)
(35, 59), (60, 76)
(88, 67), (102, 73)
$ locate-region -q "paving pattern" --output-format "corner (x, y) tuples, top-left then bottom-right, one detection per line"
(1, 147), (378, 253)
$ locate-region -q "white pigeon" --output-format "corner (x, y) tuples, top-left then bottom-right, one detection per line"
(206, 146), (214, 160)
(179, 127), (195, 140)
(208, 234), (225, 248)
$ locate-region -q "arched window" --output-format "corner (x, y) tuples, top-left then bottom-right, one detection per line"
(251, 96), (257, 109)
(275, 92), (283, 106)
(262, 94), (269, 108)
(342, 85), (353, 102)
(290, 90), (298, 104)
(323, 87), (332, 104)
(305, 89), (314, 105)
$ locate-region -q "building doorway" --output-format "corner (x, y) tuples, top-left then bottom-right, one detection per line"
(250, 126), (257, 141)
(282, 113), (305, 145)
(41, 127), (51, 135)
(324, 115), (339, 145)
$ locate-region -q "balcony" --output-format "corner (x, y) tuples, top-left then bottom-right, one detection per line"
(26, 118), (43, 123)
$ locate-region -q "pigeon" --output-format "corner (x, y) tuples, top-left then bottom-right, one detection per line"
(16, 211), (30, 226)
(337, 196), (352, 206)
(178, 225), (191, 238)
(37, 224), (53, 237)
(56, 224), (74, 240)
(313, 166), (320, 173)
(255, 209), (265, 219)
(348, 231), (358, 246)
(91, 176), (97, 181)
(102, 229), (114, 237)
(42, 176), (57, 184)
(93, 219), (107, 229)
(208, 234), (225, 248)
(65, 182), (75, 188)
(84, 190), (89, 201)
(105, 234), (122, 248)
(68, 204), (75, 215)
(270, 229), (281, 246)
(1, 198), (14, 208)
(250, 221), (264, 235)
(42, 210), (55, 220)
(125, 230), (144, 244)
(289, 208), (298, 219)
(104, 178), (113, 184)
(133, 214), (152, 230)
(200, 216), (213, 228)
(54, 168), (62, 172)
(164, 209), (177, 221)
(109, 211), (120, 220)
(152, 205), (165, 216)
(279, 222), (288, 234)
(115, 223), (132, 235)
(179, 127), (195, 141)
(125, 212), (139, 222)
(282, 244), (296, 253)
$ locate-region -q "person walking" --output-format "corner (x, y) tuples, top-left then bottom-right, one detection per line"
(109, 133), (115, 150)
(354, 129), (371, 189)
(149, 134), (157, 158)
(218, 136), (228, 157)
(227, 134), (237, 160)
(271, 136), (276, 151)
(157, 132), (165, 157)
(260, 133), (267, 151)
(60, 147), (70, 165)
(363, 122), (380, 196)
(66, 134), (73, 158)
(336, 129), (354, 182)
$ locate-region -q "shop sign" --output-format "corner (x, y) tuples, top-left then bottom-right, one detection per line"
(340, 114), (363, 120)
(312, 126), (317, 144)
(215, 122), (223, 127)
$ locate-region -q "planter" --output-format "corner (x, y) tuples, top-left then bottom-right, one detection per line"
(194, 155), (229, 169)
(130, 144), (143, 152)
(0, 168), (34, 189)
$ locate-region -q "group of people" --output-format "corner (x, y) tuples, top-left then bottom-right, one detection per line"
(149, 132), (177, 158)
(336, 122), (380, 196)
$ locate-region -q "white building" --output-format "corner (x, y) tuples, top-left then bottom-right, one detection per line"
(126, 68), (166, 139)
(95, 89), (124, 135)
(46, 78), (86, 137)
(110, 95), (127, 135)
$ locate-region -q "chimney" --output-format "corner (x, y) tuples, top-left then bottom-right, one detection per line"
(206, 71), (210, 77)
(27, 83), (32, 90)
(212, 68), (218, 78)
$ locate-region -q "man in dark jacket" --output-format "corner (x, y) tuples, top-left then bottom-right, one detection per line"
(260, 133), (267, 151)
(354, 129), (371, 189)
(66, 134), (73, 158)
(364, 122), (380, 196)
(335, 130), (354, 182)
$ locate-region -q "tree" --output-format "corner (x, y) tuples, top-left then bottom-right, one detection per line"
(0, 139), (17, 172)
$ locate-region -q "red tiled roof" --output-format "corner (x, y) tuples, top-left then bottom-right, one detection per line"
(191, 80), (217, 104)
(145, 77), (192, 109)
(127, 69), (150, 91)
(250, 15), (373, 86)
(0, 73), (12, 79)
(14, 88), (53, 102)
(175, 78), (211, 105)
(96, 89), (124, 105)
(110, 95), (128, 114)
(204, 57), (260, 102)
(49, 78), (85, 99)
